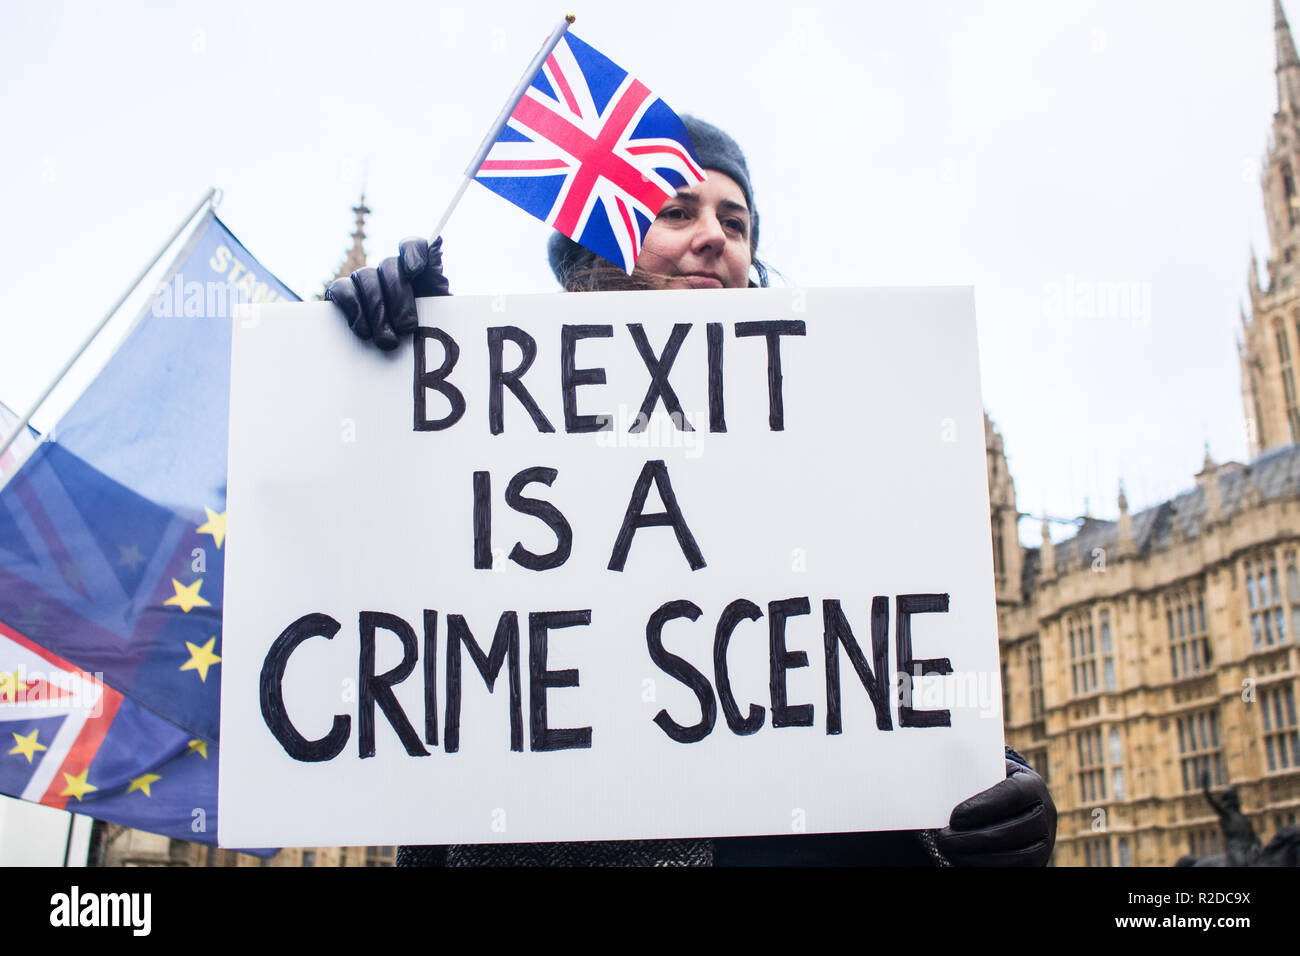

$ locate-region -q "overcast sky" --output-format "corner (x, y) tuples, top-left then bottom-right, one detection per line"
(0, 0), (1284, 544)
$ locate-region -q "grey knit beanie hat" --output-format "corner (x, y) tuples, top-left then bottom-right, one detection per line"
(547, 115), (759, 287)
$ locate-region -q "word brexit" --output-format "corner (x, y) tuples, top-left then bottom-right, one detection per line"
(413, 320), (807, 434)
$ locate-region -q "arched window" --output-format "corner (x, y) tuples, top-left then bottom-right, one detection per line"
(1165, 587), (1211, 678)
(1245, 553), (1287, 650)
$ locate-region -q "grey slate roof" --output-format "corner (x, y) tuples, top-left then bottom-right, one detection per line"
(1022, 443), (1300, 593)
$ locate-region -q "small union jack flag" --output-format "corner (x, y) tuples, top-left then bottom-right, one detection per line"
(475, 31), (706, 273)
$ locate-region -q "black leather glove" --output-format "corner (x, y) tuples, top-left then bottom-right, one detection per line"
(934, 751), (1057, 866)
(326, 236), (450, 351)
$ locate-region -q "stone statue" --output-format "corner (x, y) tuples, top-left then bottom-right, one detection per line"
(1257, 826), (1300, 867)
(1194, 772), (1261, 866)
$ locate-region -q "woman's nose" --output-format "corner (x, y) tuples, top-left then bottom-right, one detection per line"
(690, 212), (726, 253)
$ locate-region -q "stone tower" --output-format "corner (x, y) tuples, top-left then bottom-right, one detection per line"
(1241, 1), (1300, 456)
(324, 194), (371, 290)
(985, 413), (1024, 607)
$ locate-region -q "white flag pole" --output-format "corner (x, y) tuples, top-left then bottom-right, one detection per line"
(0, 187), (219, 462)
(430, 14), (575, 241)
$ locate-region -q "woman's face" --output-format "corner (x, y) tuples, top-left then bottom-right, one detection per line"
(634, 170), (752, 289)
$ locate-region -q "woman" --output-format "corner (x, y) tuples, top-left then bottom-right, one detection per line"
(326, 118), (1056, 866)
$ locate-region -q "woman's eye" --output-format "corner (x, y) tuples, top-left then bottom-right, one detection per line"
(724, 218), (747, 234)
(660, 206), (687, 220)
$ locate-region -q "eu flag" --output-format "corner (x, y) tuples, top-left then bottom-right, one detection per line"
(1, 623), (221, 844)
(0, 212), (298, 743)
(0, 212), (296, 845)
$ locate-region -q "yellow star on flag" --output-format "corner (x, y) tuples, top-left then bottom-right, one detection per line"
(164, 578), (210, 613)
(126, 772), (162, 797)
(9, 729), (47, 763)
(196, 507), (226, 549)
(180, 637), (221, 682)
(60, 769), (97, 801)
(187, 739), (208, 759)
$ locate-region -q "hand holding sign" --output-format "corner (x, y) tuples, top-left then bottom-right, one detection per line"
(326, 236), (451, 350)
(935, 751), (1057, 866)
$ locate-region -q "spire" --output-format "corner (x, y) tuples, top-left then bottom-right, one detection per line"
(1196, 443), (1223, 525)
(1249, 246), (1262, 296)
(1039, 515), (1056, 581)
(327, 193), (371, 286)
(1117, 480), (1134, 556)
(347, 194), (370, 272)
(1277, 1), (1300, 112)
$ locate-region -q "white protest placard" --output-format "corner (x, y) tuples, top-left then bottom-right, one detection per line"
(219, 287), (1004, 849)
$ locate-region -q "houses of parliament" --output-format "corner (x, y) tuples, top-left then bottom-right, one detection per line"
(98, 4), (1300, 867)
(992, 0), (1300, 866)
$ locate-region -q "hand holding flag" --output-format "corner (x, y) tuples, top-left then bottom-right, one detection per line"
(331, 19), (706, 350)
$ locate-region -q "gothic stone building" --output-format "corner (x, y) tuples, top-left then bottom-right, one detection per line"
(998, 1), (1300, 866)
(995, 436), (1300, 866)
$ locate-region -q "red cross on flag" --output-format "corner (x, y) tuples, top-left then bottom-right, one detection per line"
(474, 31), (705, 274)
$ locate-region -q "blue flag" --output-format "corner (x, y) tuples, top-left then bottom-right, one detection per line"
(0, 212), (298, 743)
